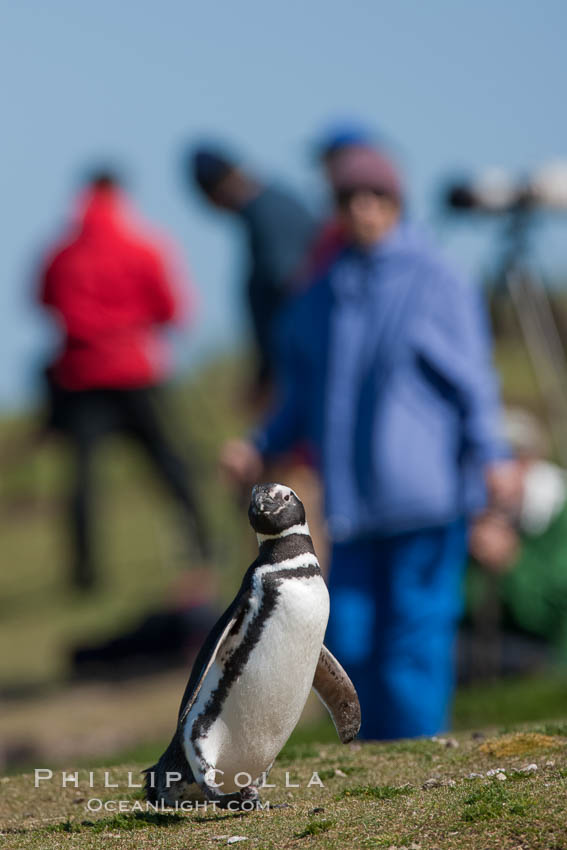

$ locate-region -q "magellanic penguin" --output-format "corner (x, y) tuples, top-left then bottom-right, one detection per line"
(144, 483), (361, 809)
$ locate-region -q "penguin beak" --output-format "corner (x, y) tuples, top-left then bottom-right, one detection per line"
(250, 485), (275, 514)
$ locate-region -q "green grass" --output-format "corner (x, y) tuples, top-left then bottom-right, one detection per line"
(462, 782), (534, 822)
(295, 818), (337, 837)
(336, 783), (414, 801)
(533, 720), (567, 736)
(45, 812), (187, 833)
(2, 723), (567, 849)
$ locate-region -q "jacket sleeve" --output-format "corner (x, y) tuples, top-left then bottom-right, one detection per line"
(252, 300), (308, 458)
(412, 264), (508, 464)
(141, 245), (180, 325)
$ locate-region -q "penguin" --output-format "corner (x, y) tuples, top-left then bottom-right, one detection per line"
(144, 483), (361, 809)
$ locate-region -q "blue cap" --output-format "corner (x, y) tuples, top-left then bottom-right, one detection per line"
(314, 120), (375, 159)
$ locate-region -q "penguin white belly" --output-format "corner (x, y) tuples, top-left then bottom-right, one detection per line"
(187, 575), (329, 793)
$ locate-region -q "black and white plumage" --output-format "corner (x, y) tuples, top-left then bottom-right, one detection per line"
(145, 483), (361, 809)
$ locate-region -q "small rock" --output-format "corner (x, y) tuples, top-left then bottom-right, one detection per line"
(334, 768), (347, 778)
(421, 776), (456, 788)
(546, 760), (555, 767)
(495, 773), (507, 781)
(519, 763), (538, 773)
(467, 773), (483, 780)
(431, 736), (459, 748)
(486, 768), (507, 776)
(227, 840), (249, 846)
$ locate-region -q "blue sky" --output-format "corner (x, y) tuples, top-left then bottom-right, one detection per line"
(2, 0), (566, 410)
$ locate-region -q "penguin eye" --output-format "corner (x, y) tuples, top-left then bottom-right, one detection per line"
(284, 494), (290, 502)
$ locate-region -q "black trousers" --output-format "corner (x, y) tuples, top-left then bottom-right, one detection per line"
(48, 383), (210, 588)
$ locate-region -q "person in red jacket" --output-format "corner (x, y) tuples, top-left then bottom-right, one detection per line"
(40, 170), (210, 590)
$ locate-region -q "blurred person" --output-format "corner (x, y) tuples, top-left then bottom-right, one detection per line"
(222, 146), (517, 740)
(315, 118), (379, 183)
(468, 409), (567, 668)
(39, 170), (211, 590)
(286, 121), (385, 568)
(297, 119), (379, 285)
(188, 144), (327, 563)
(188, 143), (316, 405)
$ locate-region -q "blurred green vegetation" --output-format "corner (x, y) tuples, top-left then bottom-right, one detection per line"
(1, 305), (566, 732)
(0, 355), (256, 688)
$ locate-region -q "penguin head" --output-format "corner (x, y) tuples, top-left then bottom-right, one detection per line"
(248, 483), (306, 535)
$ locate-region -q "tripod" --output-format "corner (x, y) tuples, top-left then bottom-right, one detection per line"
(494, 207), (567, 465)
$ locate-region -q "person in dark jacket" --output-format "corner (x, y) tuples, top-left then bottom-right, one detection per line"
(40, 171), (210, 590)
(189, 144), (316, 402)
(222, 147), (519, 739)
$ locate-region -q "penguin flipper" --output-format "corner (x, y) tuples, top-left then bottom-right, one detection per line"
(312, 644), (361, 743)
(177, 589), (251, 726)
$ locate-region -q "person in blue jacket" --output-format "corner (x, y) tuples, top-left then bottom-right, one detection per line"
(221, 146), (519, 739)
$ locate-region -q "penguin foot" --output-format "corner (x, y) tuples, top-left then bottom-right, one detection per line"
(202, 783), (261, 811)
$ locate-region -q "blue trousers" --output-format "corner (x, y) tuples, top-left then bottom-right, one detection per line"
(325, 520), (467, 740)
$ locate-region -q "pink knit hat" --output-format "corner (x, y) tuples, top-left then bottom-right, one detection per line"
(330, 147), (403, 203)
